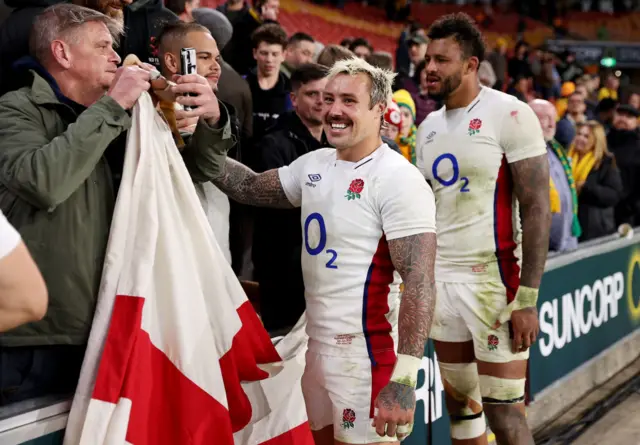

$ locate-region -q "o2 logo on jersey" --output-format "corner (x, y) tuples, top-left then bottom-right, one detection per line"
(304, 212), (338, 269)
(432, 153), (470, 192)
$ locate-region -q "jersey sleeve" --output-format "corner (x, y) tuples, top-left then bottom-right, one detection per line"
(415, 121), (429, 178)
(0, 210), (20, 260)
(277, 152), (308, 207)
(379, 165), (437, 241)
(500, 101), (547, 164)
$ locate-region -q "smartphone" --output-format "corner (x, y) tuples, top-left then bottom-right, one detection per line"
(180, 47), (197, 111)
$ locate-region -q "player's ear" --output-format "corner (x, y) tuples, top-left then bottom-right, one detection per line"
(466, 56), (480, 74)
(164, 52), (179, 76)
(376, 101), (386, 118)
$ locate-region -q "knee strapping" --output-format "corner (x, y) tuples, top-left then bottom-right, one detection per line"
(478, 374), (526, 404)
(439, 362), (486, 440)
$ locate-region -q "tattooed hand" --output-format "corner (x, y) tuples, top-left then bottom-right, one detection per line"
(372, 381), (416, 439)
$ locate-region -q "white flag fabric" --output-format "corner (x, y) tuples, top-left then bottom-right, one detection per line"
(63, 93), (312, 445)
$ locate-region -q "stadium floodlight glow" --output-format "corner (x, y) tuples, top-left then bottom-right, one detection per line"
(600, 57), (617, 67)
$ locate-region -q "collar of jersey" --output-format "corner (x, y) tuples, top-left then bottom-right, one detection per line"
(442, 85), (486, 114)
(333, 142), (387, 169)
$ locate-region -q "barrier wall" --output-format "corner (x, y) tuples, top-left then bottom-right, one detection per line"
(405, 233), (640, 444)
(4, 234), (640, 445)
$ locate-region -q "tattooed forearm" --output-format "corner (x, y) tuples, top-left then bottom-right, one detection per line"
(389, 232), (437, 358)
(509, 154), (551, 289)
(213, 158), (294, 208)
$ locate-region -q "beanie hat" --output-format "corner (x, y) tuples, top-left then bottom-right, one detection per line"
(192, 8), (233, 52)
(384, 100), (403, 131)
(561, 81), (576, 98)
(392, 89), (416, 121)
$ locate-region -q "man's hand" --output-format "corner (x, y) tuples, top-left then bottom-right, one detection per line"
(170, 74), (221, 125)
(372, 381), (416, 440)
(107, 65), (152, 110)
(510, 307), (539, 353)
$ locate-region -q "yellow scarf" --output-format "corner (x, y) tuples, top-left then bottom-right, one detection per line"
(568, 149), (596, 185)
(549, 178), (560, 213)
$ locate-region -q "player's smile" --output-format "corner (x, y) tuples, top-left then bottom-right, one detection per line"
(325, 116), (352, 138)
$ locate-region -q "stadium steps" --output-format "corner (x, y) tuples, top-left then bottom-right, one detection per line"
(201, 0), (555, 52)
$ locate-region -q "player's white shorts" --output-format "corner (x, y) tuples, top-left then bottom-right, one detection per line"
(430, 281), (529, 363)
(301, 348), (397, 444)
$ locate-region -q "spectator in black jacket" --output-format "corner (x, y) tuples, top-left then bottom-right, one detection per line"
(608, 104), (640, 226)
(0, 0), (178, 95)
(569, 121), (623, 241)
(245, 24), (292, 145)
(219, 0), (279, 75)
(252, 63), (329, 333)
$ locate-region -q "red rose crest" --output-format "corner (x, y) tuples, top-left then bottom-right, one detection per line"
(468, 118), (482, 136)
(487, 334), (499, 351)
(345, 179), (364, 201)
(342, 408), (356, 429)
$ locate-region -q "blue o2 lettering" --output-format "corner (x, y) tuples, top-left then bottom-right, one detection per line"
(325, 249), (338, 269)
(432, 153), (470, 192)
(304, 213), (338, 269)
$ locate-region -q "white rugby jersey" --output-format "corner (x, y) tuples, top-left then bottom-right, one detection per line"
(278, 144), (436, 360)
(416, 87), (546, 285)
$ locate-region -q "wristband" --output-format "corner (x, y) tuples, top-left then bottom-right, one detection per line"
(390, 354), (422, 388)
(495, 286), (539, 326)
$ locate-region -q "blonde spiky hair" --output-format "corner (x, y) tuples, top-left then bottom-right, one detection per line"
(327, 56), (397, 108)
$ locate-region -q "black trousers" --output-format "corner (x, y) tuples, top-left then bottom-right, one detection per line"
(0, 345), (85, 406)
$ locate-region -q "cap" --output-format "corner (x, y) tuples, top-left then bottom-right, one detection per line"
(617, 104), (640, 118)
(192, 8), (233, 52)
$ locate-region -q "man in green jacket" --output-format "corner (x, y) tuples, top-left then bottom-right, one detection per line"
(0, 3), (233, 405)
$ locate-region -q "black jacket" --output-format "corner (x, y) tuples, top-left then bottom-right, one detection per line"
(607, 128), (640, 226)
(0, 0), (177, 95)
(245, 69), (292, 146)
(220, 5), (277, 76)
(252, 111), (329, 332)
(577, 155), (624, 241)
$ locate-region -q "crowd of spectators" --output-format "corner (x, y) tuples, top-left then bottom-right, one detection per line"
(0, 0), (638, 418)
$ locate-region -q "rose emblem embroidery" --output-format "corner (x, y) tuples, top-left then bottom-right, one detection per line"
(468, 118), (482, 136)
(342, 408), (356, 429)
(345, 179), (364, 200)
(487, 334), (499, 351)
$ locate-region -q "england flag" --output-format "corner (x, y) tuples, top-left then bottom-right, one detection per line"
(63, 92), (312, 445)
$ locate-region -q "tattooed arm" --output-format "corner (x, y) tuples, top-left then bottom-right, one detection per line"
(391, 233), (437, 358)
(509, 154), (551, 288)
(212, 158), (294, 209)
(373, 232), (437, 438)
